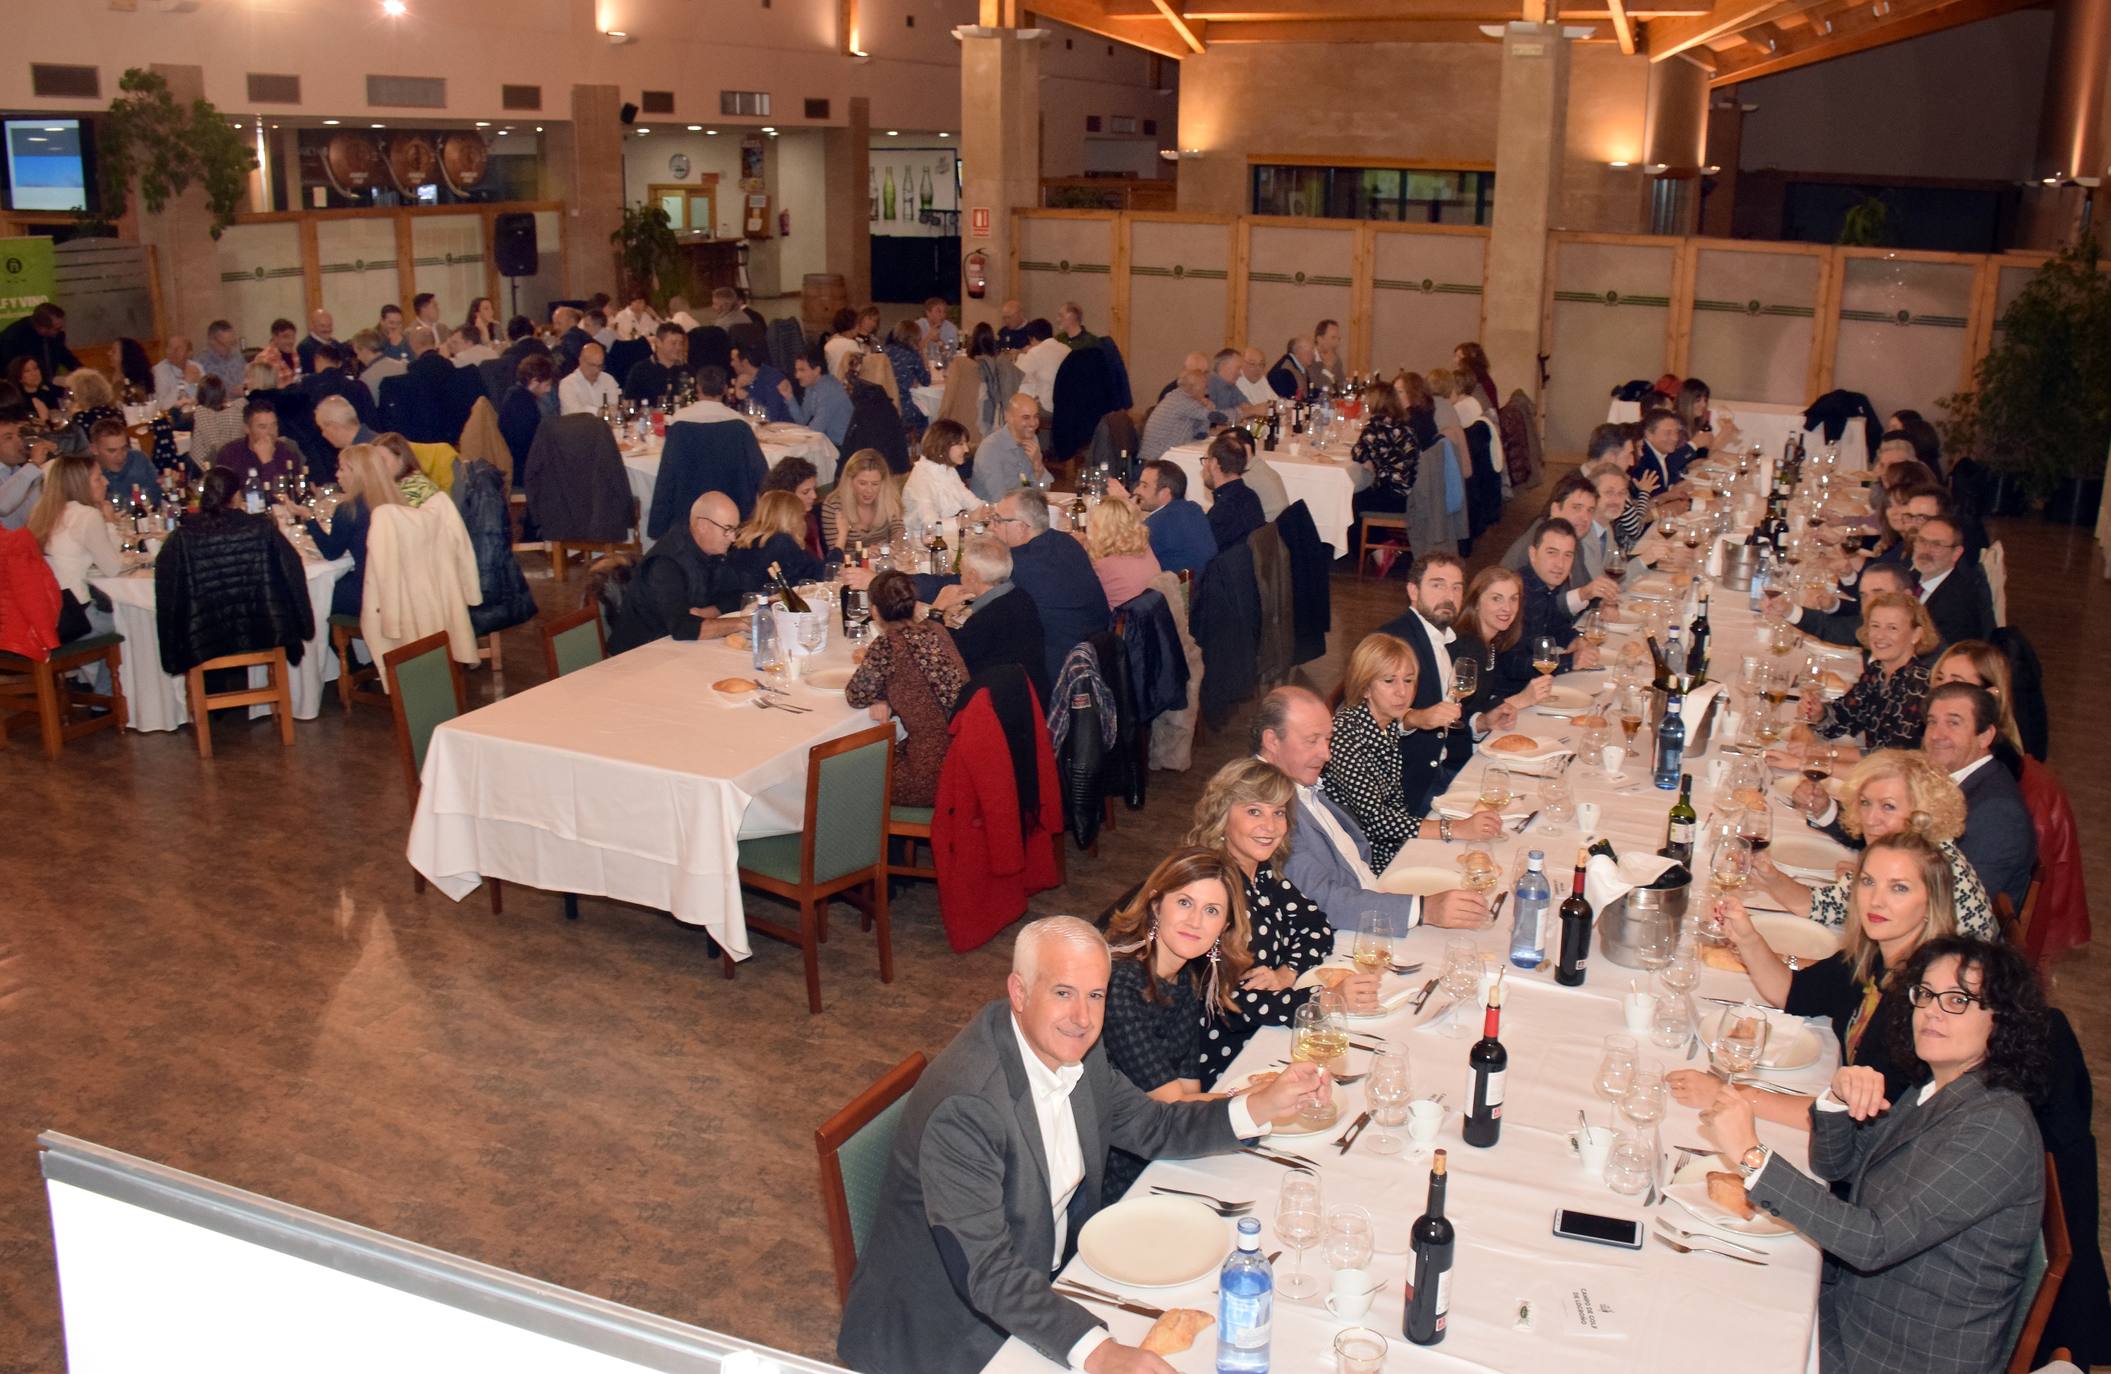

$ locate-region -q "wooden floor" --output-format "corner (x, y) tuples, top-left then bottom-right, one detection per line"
(1, 465), (2106, 1370)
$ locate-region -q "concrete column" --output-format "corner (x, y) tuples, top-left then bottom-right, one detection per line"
(1482, 25), (1569, 410)
(821, 96), (872, 307)
(956, 25), (1043, 332)
(548, 84), (626, 299)
(1700, 89), (1744, 239)
(136, 64), (221, 342)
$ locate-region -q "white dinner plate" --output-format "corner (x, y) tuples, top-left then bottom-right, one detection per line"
(1748, 912), (1841, 964)
(1769, 830), (1852, 880)
(1664, 1159), (1797, 1240)
(1700, 1007), (1823, 1072)
(1076, 1196), (1229, 1289)
(1535, 686), (1594, 715)
(804, 666), (854, 692)
(1377, 865), (1458, 897)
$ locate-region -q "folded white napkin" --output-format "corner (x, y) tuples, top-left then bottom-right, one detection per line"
(1583, 851), (1682, 917)
(1681, 680), (1724, 736)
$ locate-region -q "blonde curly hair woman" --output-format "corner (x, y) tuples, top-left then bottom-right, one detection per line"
(1753, 747), (1995, 940)
(1083, 492), (1160, 608)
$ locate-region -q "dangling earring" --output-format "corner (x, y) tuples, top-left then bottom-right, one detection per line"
(1204, 938), (1223, 1011)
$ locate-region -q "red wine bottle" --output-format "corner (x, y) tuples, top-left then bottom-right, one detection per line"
(1403, 1149), (1455, 1345)
(1463, 983), (1507, 1148)
(1556, 847), (1593, 987)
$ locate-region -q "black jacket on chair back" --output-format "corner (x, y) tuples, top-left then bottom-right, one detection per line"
(648, 420), (768, 538)
(153, 509), (316, 676)
(450, 458), (538, 637)
(524, 414), (635, 543)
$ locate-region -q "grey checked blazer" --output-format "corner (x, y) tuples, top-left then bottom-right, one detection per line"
(837, 1000), (1243, 1374)
(1749, 1070), (2043, 1374)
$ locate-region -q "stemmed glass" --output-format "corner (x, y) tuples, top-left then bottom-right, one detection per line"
(1619, 1061), (1667, 1130)
(1364, 1048), (1413, 1156)
(1697, 833), (1753, 944)
(1531, 634), (1561, 678)
(1538, 771), (1574, 828)
(1710, 1003), (1772, 1089)
(1736, 804), (1773, 859)
(1478, 766), (1513, 814)
(1322, 1204), (1375, 1278)
(1657, 939), (1699, 997)
(1352, 911), (1397, 975)
(1450, 657), (1479, 707)
(1273, 1169), (1325, 1300)
(1438, 936), (1481, 1040)
(1650, 986), (1695, 1050)
(1595, 1034), (1637, 1111)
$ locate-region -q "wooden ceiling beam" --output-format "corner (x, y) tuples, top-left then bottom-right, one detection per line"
(1644, 0), (1816, 58)
(1202, 16), (1617, 36)
(1023, 0), (1195, 57)
(1705, 0), (2037, 82)
(1098, 0), (1712, 17)
(1150, 0), (1212, 49)
(1607, 0), (1637, 50)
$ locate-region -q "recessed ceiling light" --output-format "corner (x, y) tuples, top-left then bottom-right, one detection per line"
(534, 125), (543, 132)
(937, 132), (949, 138)
(381, 0), (406, 14)
(474, 121), (490, 128)
(497, 130), (508, 136)
(761, 126), (775, 133)
(371, 123), (385, 129)
(637, 127), (649, 135)
(886, 130), (900, 136)
(687, 124), (702, 131)
(322, 118), (341, 125)
(706, 129), (718, 135)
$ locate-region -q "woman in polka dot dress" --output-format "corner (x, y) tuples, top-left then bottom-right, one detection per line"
(1185, 757), (1380, 1088)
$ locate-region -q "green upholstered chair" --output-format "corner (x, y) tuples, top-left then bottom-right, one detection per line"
(383, 631), (500, 914)
(540, 606), (606, 679)
(0, 631), (126, 759)
(733, 722), (895, 1014)
(815, 1052), (928, 1303)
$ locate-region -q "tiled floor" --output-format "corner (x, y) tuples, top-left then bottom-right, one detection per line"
(1, 469), (2105, 1371)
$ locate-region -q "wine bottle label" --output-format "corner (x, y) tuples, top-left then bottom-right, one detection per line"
(1434, 1270), (1452, 1324)
(1471, 1067), (1505, 1111)
(1669, 821), (1695, 844)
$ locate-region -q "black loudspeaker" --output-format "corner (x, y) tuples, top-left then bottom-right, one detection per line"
(492, 212), (538, 277)
(619, 101), (639, 125)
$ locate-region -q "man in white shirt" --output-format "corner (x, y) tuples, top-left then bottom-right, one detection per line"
(1377, 554), (1528, 806)
(1235, 347), (1277, 408)
(1255, 687), (1494, 931)
(669, 365), (745, 426)
(612, 294), (660, 342)
(1015, 320), (1068, 424)
(151, 335), (203, 410)
(448, 326), (498, 369)
(557, 342), (622, 416)
(836, 917), (1325, 1374)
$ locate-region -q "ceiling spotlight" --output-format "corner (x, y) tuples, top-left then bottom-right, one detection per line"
(475, 121), (490, 128)
(497, 129), (508, 136)
(1644, 162), (1669, 174)
(706, 129), (718, 135)
(380, 0), (406, 14)
(1702, 164), (1721, 174)
(605, 28), (634, 44)
(937, 132), (950, 138)
(2042, 175), (2062, 185)
(761, 126), (776, 133)
(1159, 148), (1179, 162)
(534, 125), (543, 132)
(371, 122), (385, 129)
(637, 127), (650, 135)
(886, 130), (900, 136)
(322, 118), (341, 125)
(687, 124), (702, 131)
(1608, 160), (1632, 168)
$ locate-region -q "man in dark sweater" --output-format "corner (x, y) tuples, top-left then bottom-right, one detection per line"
(1766, 560), (1908, 648)
(623, 322), (691, 402)
(938, 534), (1052, 707)
(992, 488), (1109, 686)
(1201, 431), (1264, 551)
(0, 302), (80, 379)
(607, 491), (744, 653)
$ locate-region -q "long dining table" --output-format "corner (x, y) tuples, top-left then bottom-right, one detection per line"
(1162, 432), (1369, 557)
(983, 525), (1861, 1374)
(404, 623), (882, 956)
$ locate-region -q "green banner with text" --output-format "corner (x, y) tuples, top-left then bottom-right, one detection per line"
(0, 237), (57, 330)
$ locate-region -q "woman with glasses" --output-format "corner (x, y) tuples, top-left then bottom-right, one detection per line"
(1700, 935), (2047, 1374)
(1671, 832), (1956, 1131)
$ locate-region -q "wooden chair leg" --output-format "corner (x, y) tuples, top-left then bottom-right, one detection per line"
(272, 658), (294, 747)
(106, 644), (127, 731)
(186, 666), (213, 759)
(563, 892), (580, 921)
(549, 542), (568, 581)
(34, 661), (63, 760)
(413, 869), (427, 895)
(333, 626), (356, 713)
(799, 899), (823, 1014)
(873, 872), (893, 986)
(488, 878), (503, 915)
(485, 632), (504, 686)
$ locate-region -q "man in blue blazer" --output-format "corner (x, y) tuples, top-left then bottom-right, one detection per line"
(1254, 687), (1493, 931)
(1375, 553), (1524, 809)
(994, 488), (1111, 687)
(1922, 683), (2035, 910)
(1122, 458), (1216, 575)
(1630, 408), (1694, 491)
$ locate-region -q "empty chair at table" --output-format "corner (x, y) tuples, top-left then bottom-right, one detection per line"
(844, 570), (967, 807)
(154, 466), (315, 679)
(648, 416), (768, 538)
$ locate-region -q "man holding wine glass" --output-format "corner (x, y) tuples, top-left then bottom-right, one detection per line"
(1376, 554), (1525, 808)
(1519, 521), (1604, 672)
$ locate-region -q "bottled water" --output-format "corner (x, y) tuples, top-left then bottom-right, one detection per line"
(1216, 1216), (1272, 1372)
(1507, 850), (1551, 970)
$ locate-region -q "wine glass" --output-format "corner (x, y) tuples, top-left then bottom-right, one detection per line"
(1595, 1034), (1637, 1106)
(1619, 1062), (1667, 1129)
(1538, 771), (1574, 827)
(1650, 986), (1695, 1050)
(1697, 833), (1752, 943)
(1617, 685), (1646, 749)
(1736, 804), (1773, 859)
(1352, 910), (1397, 975)
(1531, 634), (1561, 677)
(1478, 766), (1513, 814)
(1273, 1170), (1325, 1300)
(1364, 1049), (1412, 1156)
(1579, 606), (1607, 650)
(1710, 1003), (1772, 1088)
(1322, 1204), (1375, 1275)
(1450, 656), (1479, 705)
(1657, 940), (1699, 996)
(1438, 936), (1481, 1039)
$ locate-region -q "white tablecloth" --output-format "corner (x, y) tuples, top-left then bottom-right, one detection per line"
(1606, 398), (1868, 472)
(985, 569), (1847, 1374)
(911, 383), (944, 420)
(1162, 438), (1367, 557)
(93, 548), (352, 733)
(405, 631), (880, 955)
(622, 421), (841, 551)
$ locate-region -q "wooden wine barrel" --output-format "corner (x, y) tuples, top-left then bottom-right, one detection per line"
(801, 273), (848, 334)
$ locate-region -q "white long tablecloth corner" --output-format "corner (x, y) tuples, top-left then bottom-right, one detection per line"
(1162, 438), (1366, 558)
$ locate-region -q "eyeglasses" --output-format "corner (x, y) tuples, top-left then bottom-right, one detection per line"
(988, 515), (1024, 528)
(1916, 537), (1958, 551)
(1906, 984), (1984, 1015)
(697, 517), (737, 537)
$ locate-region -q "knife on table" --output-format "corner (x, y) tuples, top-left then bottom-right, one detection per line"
(1407, 977), (1441, 1013)
(1513, 809), (1542, 834)
(1334, 1110), (1374, 1154)
(1054, 1285), (1166, 1319)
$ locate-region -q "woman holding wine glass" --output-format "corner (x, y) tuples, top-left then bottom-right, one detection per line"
(1187, 758), (1381, 1085)
(1671, 833), (1959, 1129)
(1799, 592), (1935, 752)
(1322, 634), (1504, 870)
(1097, 845), (1256, 1199)
(1754, 748), (1996, 940)
(1453, 566), (1557, 713)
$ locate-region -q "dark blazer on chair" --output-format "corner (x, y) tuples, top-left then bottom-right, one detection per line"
(950, 582), (1050, 709)
(1746, 1071), (2043, 1374)
(647, 419), (768, 538)
(1266, 353), (1308, 399)
(1012, 528), (1111, 688)
(837, 999), (1245, 1374)
(1205, 477), (1264, 552)
(1921, 560), (1996, 647)
(1955, 755), (2036, 912)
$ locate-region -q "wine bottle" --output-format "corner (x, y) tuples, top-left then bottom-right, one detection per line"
(1555, 847), (1592, 987)
(770, 562), (811, 614)
(1587, 836), (1620, 864)
(1403, 1150), (1455, 1345)
(1686, 592), (1710, 682)
(1665, 772), (1698, 866)
(1463, 984), (1507, 1148)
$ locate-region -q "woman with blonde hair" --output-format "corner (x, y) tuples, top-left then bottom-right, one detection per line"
(1100, 845), (1257, 1191)
(1758, 747), (1995, 938)
(725, 487), (824, 593)
(59, 368), (122, 453)
(1672, 831), (1957, 1128)
(368, 430), (439, 507)
(1083, 492), (1160, 608)
(1803, 591), (1935, 751)
(1188, 757), (1381, 1079)
(1323, 632), (1501, 869)
(301, 442), (403, 619)
(820, 448), (905, 553)
(29, 452), (124, 651)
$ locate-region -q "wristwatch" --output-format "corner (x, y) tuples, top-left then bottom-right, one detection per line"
(1737, 1144), (1771, 1179)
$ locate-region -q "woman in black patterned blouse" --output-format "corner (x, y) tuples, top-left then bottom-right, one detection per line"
(1323, 633), (1506, 870)
(1185, 758), (1380, 1086)
(1802, 591), (1936, 752)
(1100, 846), (1256, 1199)
(1349, 381), (1420, 516)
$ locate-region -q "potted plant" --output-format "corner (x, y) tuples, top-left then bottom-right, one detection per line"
(96, 68), (257, 238)
(1938, 239), (2111, 523)
(610, 203), (687, 308)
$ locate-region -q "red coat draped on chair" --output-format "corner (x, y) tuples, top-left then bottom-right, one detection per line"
(931, 677), (1063, 952)
(2019, 757), (2090, 965)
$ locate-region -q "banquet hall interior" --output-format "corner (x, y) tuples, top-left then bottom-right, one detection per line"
(3, 0), (2110, 1370)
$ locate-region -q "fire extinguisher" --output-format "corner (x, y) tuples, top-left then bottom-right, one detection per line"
(778, 209), (791, 237)
(964, 249), (988, 300)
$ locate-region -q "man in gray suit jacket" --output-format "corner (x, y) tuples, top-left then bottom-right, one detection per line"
(838, 917), (1327, 1374)
(1252, 687), (1491, 930)
(1922, 682), (2036, 910)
